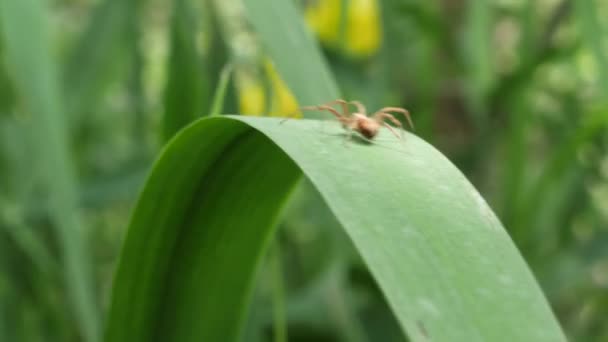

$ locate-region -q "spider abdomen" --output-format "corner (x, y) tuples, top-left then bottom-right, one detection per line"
(357, 117), (380, 139)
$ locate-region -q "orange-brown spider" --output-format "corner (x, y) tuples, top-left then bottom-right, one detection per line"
(299, 99), (414, 140)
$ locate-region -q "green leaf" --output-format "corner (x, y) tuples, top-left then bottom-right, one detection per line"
(241, 0), (340, 112)
(0, 56), (16, 113)
(209, 63), (233, 117)
(63, 0), (138, 118)
(464, 0), (493, 121)
(0, 206), (59, 278)
(514, 107), (608, 242)
(575, 0), (608, 95)
(106, 115), (566, 342)
(162, 0), (207, 140)
(0, 0), (100, 341)
(518, 0), (538, 66)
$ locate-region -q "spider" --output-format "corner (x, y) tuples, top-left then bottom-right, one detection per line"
(299, 99), (414, 140)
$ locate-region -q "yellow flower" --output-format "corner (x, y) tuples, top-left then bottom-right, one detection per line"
(345, 0), (382, 57)
(305, 0), (342, 47)
(236, 61), (299, 118)
(236, 71), (266, 116)
(265, 60), (299, 117)
(305, 0), (382, 58)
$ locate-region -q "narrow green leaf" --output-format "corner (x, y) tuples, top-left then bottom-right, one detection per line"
(502, 90), (529, 225)
(106, 116), (566, 342)
(0, 257), (11, 341)
(0, 0), (100, 341)
(241, 0), (340, 111)
(0, 59), (15, 113)
(63, 0), (137, 117)
(575, 0), (608, 95)
(126, 10), (146, 152)
(514, 107), (608, 241)
(209, 63), (233, 117)
(162, 0), (206, 140)
(464, 0), (493, 120)
(269, 243), (287, 342)
(0, 208), (59, 277)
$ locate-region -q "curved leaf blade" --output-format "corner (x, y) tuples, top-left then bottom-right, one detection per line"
(106, 116), (566, 342)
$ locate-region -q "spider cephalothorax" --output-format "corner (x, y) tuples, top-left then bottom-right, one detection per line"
(300, 99), (414, 140)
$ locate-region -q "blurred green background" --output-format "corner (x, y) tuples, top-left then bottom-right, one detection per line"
(1, 0), (608, 341)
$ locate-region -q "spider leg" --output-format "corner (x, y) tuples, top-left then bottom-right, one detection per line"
(375, 107), (414, 130)
(298, 105), (348, 125)
(280, 104), (340, 124)
(318, 99), (368, 117)
(318, 99), (351, 117)
(348, 100), (367, 115)
(382, 122), (401, 139)
(297, 99), (368, 119)
(374, 112), (404, 139)
(281, 101), (347, 124)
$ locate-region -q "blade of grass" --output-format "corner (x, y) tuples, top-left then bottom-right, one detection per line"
(106, 115), (566, 342)
(241, 0), (340, 113)
(162, 0), (207, 140)
(327, 263), (367, 342)
(0, 62), (15, 113)
(464, 0), (493, 123)
(126, 7), (146, 153)
(0, 0), (100, 341)
(519, 0), (538, 66)
(63, 0), (134, 118)
(514, 107), (608, 243)
(270, 242), (287, 342)
(0, 206), (59, 277)
(209, 63), (233, 117)
(575, 0), (608, 95)
(0, 262), (11, 342)
(501, 90), (529, 227)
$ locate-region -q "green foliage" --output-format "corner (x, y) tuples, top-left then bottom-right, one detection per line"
(0, 0), (100, 341)
(575, 0), (608, 94)
(63, 0), (139, 119)
(1, 0), (608, 341)
(107, 116), (566, 342)
(106, 118), (301, 342)
(163, 0), (208, 140)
